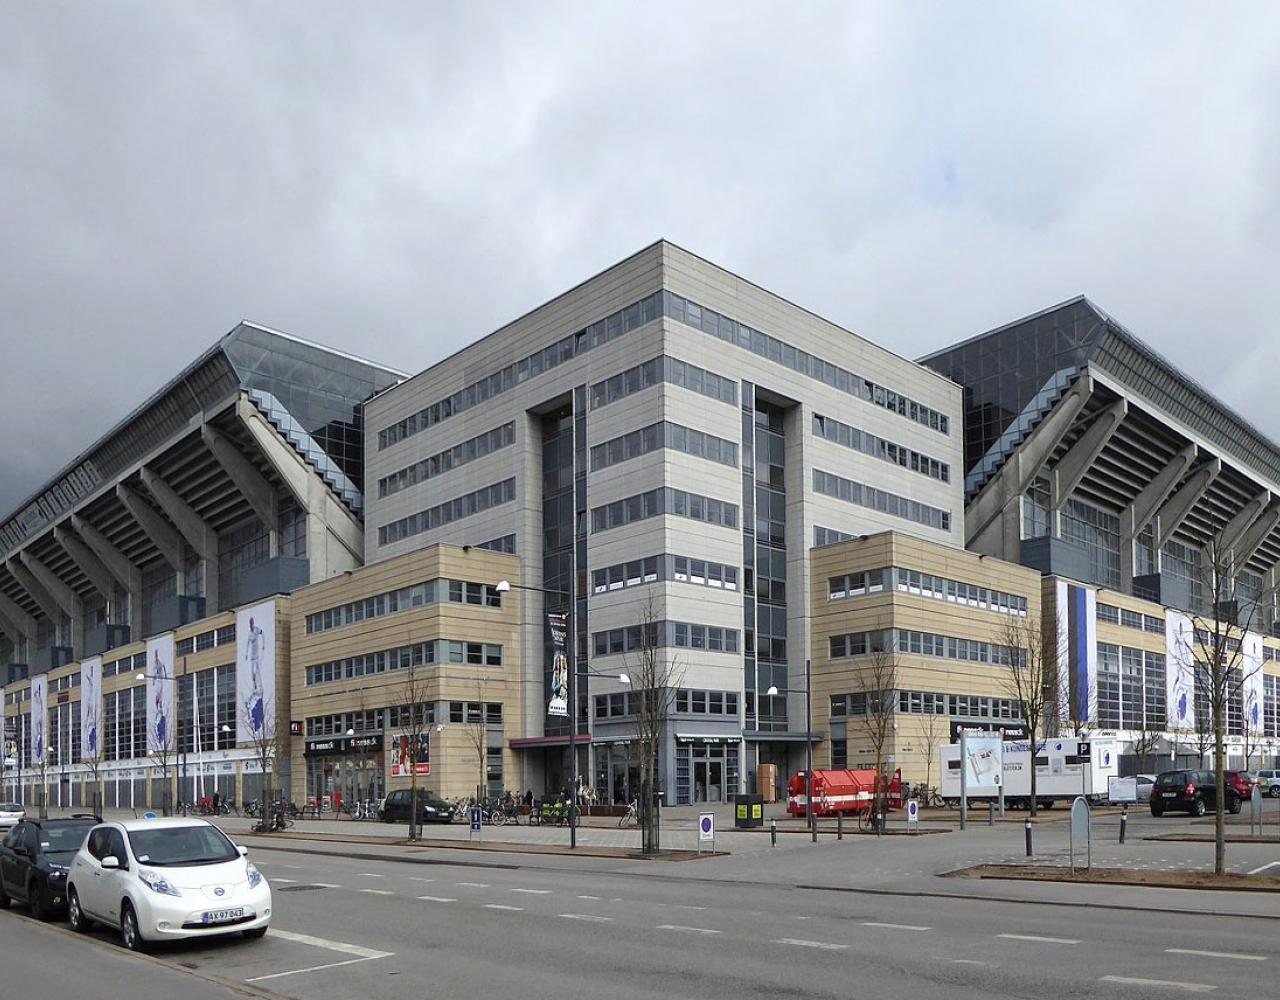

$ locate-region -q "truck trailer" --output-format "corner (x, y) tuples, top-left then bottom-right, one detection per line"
(938, 737), (1118, 809)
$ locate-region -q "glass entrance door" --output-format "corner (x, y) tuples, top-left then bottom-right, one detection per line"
(693, 760), (725, 803)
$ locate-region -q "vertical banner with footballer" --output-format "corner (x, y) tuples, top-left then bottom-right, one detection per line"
(237, 600), (277, 743)
(1054, 581), (1097, 727)
(145, 634), (176, 754)
(547, 611), (569, 718)
(1166, 611), (1196, 734)
(1243, 632), (1264, 735)
(80, 656), (103, 761)
(30, 672), (48, 766)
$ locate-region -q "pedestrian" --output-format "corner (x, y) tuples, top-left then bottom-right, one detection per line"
(212, 790), (221, 815)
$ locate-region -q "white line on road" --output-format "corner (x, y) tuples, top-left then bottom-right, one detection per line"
(773, 938), (848, 951)
(1100, 976), (1217, 993)
(558, 913), (612, 922)
(456, 882), (490, 888)
(270, 878), (297, 884)
(483, 904), (525, 911)
(246, 957), (385, 982)
(952, 959), (993, 967)
(672, 904), (707, 911)
(416, 895), (457, 903)
(408, 876), (434, 882)
(310, 883), (341, 889)
(576, 894), (600, 900)
(1166, 948), (1267, 961)
(657, 925), (720, 935)
(356, 873), (385, 878)
(1248, 861), (1280, 875)
(862, 922), (931, 932)
(996, 933), (1080, 945)
(266, 929), (392, 960)
(358, 888), (394, 895)
(510, 888), (551, 894)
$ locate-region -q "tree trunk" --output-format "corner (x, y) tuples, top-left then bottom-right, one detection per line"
(1214, 708), (1226, 875)
(1029, 748), (1038, 818)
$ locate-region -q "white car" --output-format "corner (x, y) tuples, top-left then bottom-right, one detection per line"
(67, 817), (271, 951)
(0, 803), (25, 831)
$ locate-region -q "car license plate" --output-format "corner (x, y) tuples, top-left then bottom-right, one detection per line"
(1162, 791), (1177, 797)
(202, 907), (245, 924)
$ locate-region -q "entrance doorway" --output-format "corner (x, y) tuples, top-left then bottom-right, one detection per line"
(694, 759), (723, 803)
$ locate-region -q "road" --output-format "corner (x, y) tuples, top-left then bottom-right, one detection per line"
(2, 835), (1275, 999)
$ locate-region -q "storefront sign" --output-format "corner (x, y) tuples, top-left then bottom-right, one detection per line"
(391, 733), (431, 776)
(304, 733), (384, 757)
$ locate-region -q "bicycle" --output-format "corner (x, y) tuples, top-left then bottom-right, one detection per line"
(618, 799), (639, 828)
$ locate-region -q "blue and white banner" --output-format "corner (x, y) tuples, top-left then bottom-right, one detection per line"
(1055, 580), (1097, 727)
(30, 672), (47, 766)
(1243, 632), (1264, 735)
(80, 656), (103, 761)
(236, 600), (276, 743)
(145, 633), (175, 754)
(1165, 611), (1196, 733)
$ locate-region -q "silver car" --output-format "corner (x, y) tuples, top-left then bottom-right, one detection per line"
(0, 803), (25, 831)
(1255, 769), (1280, 798)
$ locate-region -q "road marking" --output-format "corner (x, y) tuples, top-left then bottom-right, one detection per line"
(356, 873), (385, 878)
(862, 922), (930, 932)
(270, 878), (297, 884)
(456, 882), (490, 888)
(673, 904), (707, 911)
(358, 888), (394, 896)
(310, 883), (341, 889)
(266, 929), (392, 960)
(577, 894), (600, 900)
(1166, 948), (1266, 961)
(408, 876), (434, 882)
(1248, 861), (1280, 875)
(483, 904), (524, 911)
(559, 913), (612, 922)
(657, 925), (720, 935)
(247, 957), (386, 982)
(1100, 976), (1217, 993)
(997, 933), (1080, 945)
(952, 959), (992, 967)
(510, 888), (551, 894)
(773, 938), (848, 951)
(416, 895), (457, 903)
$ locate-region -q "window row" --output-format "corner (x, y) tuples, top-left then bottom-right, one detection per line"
(592, 554), (739, 594)
(590, 486), (738, 533)
(176, 624), (238, 657)
(831, 689), (1022, 720)
(103, 652), (148, 678)
(814, 525), (855, 547)
(377, 422), (515, 499)
(828, 628), (1025, 667)
(591, 620), (740, 657)
(378, 478), (516, 546)
(812, 414), (949, 482)
(590, 420), (738, 472)
(813, 469), (951, 532)
(449, 701), (504, 724)
(307, 709), (383, 737)
(305, 578), (502, 635)
(476, 533), (517, 554)
(304, 640), (503, 686)
(1096, 603), (1165, 635)
(1096, 643), (1167, 731)
(828, 567), (1029, 617)
(673, 688), (740, 716)
(590, 354), (737, 409)
(593, 688), (667, 719)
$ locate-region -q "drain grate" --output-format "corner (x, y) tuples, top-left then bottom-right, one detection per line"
(277, 884), (330, 892)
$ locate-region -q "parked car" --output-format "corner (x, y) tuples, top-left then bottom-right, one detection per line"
(380, 789), (456, 824)
(1225, 770), (1257, 804)
(67, 818), (271, 951)
(0, 815), (99, 919)
(1133, 774), (1157, 803)
(1150, 769), (1241, 817)
(0, 803), (24, 831)
(1255, 768), (1280, 798)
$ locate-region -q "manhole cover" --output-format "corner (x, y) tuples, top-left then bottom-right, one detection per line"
(278, 884), (329, 892)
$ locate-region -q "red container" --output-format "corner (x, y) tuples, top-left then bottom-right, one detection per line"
(785, 768), (904, 817)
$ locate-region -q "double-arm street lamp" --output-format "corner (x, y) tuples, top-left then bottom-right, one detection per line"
(136, 664), (232, 816)
(494, 578), (628, 848)
(765, 657), (816, 842)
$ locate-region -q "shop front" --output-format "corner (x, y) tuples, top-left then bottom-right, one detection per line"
(303, 732), (385, 811)
(674, 734), (741, 805)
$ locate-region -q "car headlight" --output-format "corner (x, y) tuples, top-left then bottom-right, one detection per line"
(246, 862), (263, 890)
(137, 868), (182, 897)
(425, 806), (437, 813)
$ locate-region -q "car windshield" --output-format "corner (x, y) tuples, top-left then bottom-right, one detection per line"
(40, 824), (94, 855)
(424, 793), (448, 806)
(0, 803), (22, 812)
(1156, 773), (1187, 787)
(127, 825), (239, 867)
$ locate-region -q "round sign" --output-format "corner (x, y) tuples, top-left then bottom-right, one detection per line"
(700, 816), (713, 833)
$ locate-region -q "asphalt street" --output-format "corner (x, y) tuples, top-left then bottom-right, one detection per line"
(2, 833), (1277, 1000)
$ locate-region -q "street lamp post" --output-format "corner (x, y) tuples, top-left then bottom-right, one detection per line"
(495, 578), (629, 849)
(766, 657), (815, 843)
(136, 666), (178, 816)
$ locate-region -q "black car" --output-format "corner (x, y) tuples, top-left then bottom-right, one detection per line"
(380, 789), (455, 824)
(0, 815), (100, 919)
(1150, 769), (1240, 817)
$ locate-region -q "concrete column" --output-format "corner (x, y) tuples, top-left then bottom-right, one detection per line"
(201, 424), (280, 557)
(69, 516), (143, 629)
(116, 483), (186, 600)
(0, 596), (34, 663)
(53, 525), (118, 621)
(17, 551), (85, 657)
(1119, 444), (1198, 592)
(1155, 459), (1221, 548)
(139, 467), (219, 611)
(6, 558), (69, 654)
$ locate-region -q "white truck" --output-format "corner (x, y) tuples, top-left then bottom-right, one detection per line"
(939, 736), (1119, 809)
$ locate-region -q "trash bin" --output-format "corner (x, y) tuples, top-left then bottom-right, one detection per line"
(735, 793), (764, 828)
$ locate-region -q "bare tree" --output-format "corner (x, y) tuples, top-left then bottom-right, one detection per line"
(998, 613), (1057, 817)
(148, 715), (176, 817)
(623, 597), (684, 855)
(918, 708), (947, 802)
(242, 692), (287, 829)
(458, 679), (491, 806)
(1179, 531), (1273, 874)
(851, 641), (898, 827)
(1130, 713), (1163, 774)
(394, 656), (433, 842)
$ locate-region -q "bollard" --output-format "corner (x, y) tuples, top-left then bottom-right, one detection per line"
(837, 811), (843, 840)
(876, 811), (882, 838)
(1119, 805), (1127, 845)
(770, 817), (778, 849)
(988, 801), (995, 827)
(1024, 818), (1033, 857)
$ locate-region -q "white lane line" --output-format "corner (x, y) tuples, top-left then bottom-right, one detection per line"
(559, 913), (612, 922)
(270, 878), (298, 884)
(952, 959), (993, 967)
(657, 925), (720, 935)
(862, 922), (931, 932)
(266, 929), (392, 960)
(510, 888), (551, 895)
(1166, 948), (1267, 961)
(309, 883), (341, 889)
(577, 894), (600, 900)
(456, 882), (490, 888)
(997, 933), (1080, 945)
(1100, 976), (1217, 993)
(358, 888), (394, 896)
(673, 904), (708, 911)
(356, 873), (385, 878)
(1248, 861), (1280, 875)
(247, 957), (385, 982)
(408, 876), (434, 882)
(483, 904), (525, 911)
(773, 937), (848, 951)
(416, 895), (457, 903)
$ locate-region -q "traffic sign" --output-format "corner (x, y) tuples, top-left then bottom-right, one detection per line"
(470, 806), (482, 832)
(906, 798), (919, 831)
(698, 812), (714, 841)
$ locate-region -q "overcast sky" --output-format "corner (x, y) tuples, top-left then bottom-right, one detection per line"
(2, 4), (1278, 517)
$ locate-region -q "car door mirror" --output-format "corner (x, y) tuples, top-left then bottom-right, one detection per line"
(237, 845), (249, 857)
(100, 855), (121, 870)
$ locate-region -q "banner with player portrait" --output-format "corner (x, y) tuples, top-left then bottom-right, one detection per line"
(236, 600), (277, 743)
